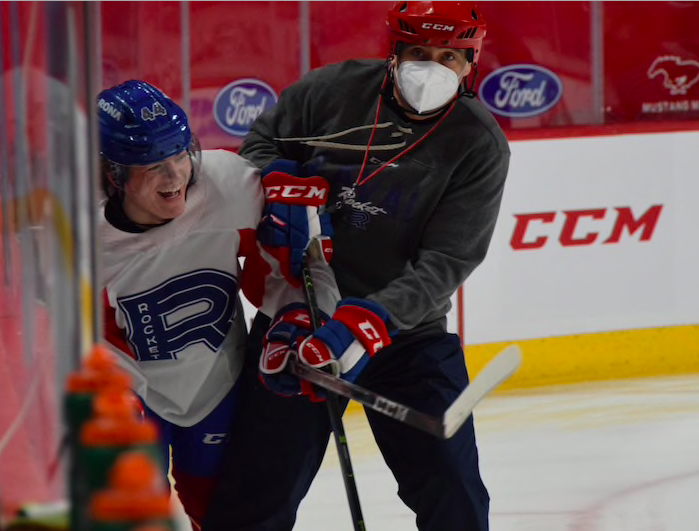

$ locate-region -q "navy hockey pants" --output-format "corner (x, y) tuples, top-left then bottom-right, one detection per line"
(204, 315), (489, 531)
(144, 386), (239, 529)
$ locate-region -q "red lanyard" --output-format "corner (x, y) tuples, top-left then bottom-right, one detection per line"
(351, 74), (458, 192)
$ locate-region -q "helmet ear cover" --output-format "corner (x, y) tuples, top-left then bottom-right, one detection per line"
(466, 48), (475, 63)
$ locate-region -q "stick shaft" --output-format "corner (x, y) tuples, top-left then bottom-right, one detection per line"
(301, 256), (366, 531)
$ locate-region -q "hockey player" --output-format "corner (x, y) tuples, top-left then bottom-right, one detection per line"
(205, 2), (510, 531)
(97, 80), (337, 530)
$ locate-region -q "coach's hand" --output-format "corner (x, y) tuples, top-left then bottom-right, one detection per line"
(297, 298), (392, 384)
(258, 160), (334, 283)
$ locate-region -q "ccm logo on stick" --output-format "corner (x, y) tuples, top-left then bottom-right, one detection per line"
(511, 205), (663, 250)
(422, 23), (455, 31)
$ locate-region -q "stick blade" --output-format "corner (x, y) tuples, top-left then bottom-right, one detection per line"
(443, 345), (522, 438)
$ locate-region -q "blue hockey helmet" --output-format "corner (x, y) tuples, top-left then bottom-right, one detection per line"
(98, 79), (191, 165)
(98, 80), (201, 196)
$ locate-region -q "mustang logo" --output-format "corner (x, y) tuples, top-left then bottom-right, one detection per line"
(647, 56), (699, 95)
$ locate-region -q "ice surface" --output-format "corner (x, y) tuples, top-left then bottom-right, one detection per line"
(174, 375), (699, 531)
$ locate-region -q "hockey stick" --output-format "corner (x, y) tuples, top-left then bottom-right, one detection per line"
(300, 252), (367, 531)
(288, 344), (522, 439)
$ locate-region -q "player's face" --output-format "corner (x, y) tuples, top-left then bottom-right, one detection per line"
(397, 45), (472, 79)
(122, 150), (192, 225)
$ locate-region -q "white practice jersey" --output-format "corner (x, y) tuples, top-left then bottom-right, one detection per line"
(100, 149), (338, 426)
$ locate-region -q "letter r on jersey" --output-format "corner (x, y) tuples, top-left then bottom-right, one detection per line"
(117, 269), (238, 361)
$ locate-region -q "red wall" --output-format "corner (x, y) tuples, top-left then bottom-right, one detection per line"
(100, 1), (699, 152)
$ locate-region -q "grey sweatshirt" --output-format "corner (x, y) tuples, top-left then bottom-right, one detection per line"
(241, 59), (510, 338)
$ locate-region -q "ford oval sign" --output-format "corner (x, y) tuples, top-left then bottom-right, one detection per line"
(479, 64), (563, 118)
(214, 78), (278, 137)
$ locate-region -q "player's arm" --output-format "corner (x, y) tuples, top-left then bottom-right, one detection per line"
(238, 159), (342, 399)
(232, 154), (343, 400)
(255, 159), (334, 284)
(238, 157), (336, 318)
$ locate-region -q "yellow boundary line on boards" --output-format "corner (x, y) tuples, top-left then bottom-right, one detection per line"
(464, 324), (699, 390)
(346, 324), (699, 414)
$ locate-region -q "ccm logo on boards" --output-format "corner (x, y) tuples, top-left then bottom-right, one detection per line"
(511, 205), (662, 250)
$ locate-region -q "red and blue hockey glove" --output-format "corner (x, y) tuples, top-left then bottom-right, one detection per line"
(258, 303), (329, 399)
(298, 298), (392, 384)
(258, 159), (334, 283)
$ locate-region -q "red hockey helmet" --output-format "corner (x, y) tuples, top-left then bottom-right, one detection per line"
(386, 2), (487, 62)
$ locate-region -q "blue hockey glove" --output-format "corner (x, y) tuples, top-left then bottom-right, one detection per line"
(259, 303), (329, 400)
(258, 159), (334, 282)
(298, 298), (392, 384)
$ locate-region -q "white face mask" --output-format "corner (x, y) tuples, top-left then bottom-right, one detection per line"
(395, 60), (461, 114)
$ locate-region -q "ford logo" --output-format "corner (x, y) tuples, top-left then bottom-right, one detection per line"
(214, 78), (278, 137)
(478, 64), (563, 118)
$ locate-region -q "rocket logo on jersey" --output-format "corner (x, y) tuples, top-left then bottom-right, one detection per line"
(117, 269), (238, 361)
